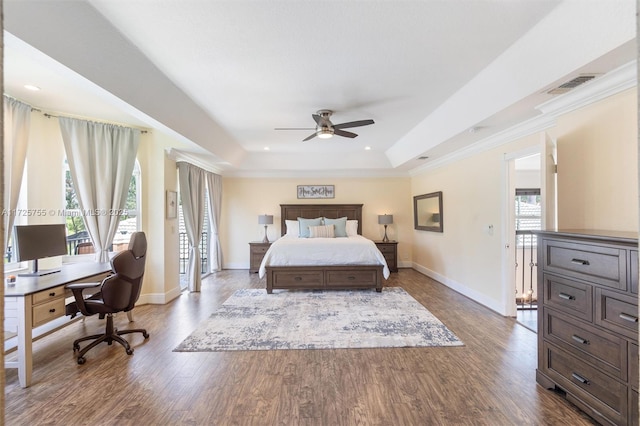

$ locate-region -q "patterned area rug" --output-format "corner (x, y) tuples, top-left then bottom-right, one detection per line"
(174, 287), (463, 352)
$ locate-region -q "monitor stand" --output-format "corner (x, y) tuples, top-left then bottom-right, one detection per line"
(18, 259), (61, 277)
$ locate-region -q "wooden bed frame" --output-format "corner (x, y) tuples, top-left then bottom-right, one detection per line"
(265, 204), (384, 293)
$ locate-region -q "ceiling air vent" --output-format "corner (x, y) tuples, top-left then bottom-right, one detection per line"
(547, 74), (599, 95)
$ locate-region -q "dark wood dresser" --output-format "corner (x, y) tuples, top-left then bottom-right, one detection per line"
(535, 230), (638, 425)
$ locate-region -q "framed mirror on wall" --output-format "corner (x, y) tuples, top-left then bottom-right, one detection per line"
(414, 191), (443, 232)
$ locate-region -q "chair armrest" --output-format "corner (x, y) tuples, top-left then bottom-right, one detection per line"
(66, 282), (102, 316)
(66, 282), (101, 290)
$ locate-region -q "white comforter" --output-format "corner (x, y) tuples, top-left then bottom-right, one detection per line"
(259, 235), (390, 279)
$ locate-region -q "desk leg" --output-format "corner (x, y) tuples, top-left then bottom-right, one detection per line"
(16, 295), (33, 388)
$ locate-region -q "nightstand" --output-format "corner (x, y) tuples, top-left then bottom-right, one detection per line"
(374, 241), (398, 272)
(249, 241), (272, 273)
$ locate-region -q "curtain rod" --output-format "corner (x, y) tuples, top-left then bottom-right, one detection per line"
(42, 112), (148, 133)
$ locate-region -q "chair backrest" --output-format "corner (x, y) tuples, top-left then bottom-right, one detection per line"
(75, 241), (95, 255)
(101, 232), (147, 312)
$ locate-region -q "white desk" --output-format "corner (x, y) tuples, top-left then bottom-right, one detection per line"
(4, 262), (112, 387)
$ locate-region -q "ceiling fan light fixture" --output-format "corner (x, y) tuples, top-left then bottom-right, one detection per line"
(317, 127), (334, 139)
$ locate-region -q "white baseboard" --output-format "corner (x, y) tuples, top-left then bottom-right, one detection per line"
(411, 262), (506, 315)
(138, 285), (181, 305)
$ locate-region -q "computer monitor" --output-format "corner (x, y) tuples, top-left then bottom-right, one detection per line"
(13, 224), (68, 276)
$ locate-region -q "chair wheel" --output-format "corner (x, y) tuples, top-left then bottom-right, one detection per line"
(143, 332), (149, 339)
(73, 343), (80, 352)
(126, 348), (134, 355)
(77, 357), (86, 365)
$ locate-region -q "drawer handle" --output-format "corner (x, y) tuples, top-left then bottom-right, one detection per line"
(49, 308), (56, 313)
(571, 258), (590, 266)
(558, 293), (575, 301)
(49, 292), (56, 297)
(348, 276), (356, 280)
(619, 313), (638, 323)
(571, 373), (590, 385)
(571, 259), (589, 266)
(571, 335), (589, 345)
(294, 276), (302, 281)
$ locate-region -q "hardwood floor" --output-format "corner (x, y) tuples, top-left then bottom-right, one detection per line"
(5, 269), (597, 425)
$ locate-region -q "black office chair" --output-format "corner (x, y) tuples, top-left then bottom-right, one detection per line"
(66, 232), (149, 364)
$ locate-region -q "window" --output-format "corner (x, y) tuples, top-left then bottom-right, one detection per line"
(64, 159), (140, 254)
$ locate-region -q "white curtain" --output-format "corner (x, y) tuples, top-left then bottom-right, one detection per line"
(58, 117), (140, 262)
(206, 172), (223, 272)
(178, 162), (206, 292)
(3, 97), (32, 250)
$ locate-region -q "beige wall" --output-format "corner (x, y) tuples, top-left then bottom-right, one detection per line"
(411, 134), (539, 311)
(221, 176), (412, 269)
(13, 112), (182, 303)
(550, 89), (638, 231)
(137, 132), (181, 304)
(410, 89), (637, 313)
(12, 86), (637, 313)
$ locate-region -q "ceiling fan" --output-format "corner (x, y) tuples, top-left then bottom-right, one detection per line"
(275, 110), (374, 141)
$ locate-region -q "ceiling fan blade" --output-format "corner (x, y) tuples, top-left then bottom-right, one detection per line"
(334, 129), (358, 138)
(312, 114), (322, 125)
(302, 132), (318, 142)
(333, 119), (374, 130)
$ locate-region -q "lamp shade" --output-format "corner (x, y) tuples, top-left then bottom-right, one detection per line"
(258, 214), (273, 225)
(378, 214), (393, 225)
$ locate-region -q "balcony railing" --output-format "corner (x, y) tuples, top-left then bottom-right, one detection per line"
(515, 230), (537, 310)
(179, 232), (208, 274)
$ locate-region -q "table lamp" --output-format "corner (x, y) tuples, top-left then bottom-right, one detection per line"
(258, 214), (274, 243)
(378, 214), (393, 242)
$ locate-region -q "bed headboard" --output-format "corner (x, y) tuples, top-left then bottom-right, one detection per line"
(280, 204), (363, 236)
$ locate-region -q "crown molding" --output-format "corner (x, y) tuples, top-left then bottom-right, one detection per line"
(535, 60), (636, 116)
(223, 168), (411, 179)
(166, 148), (225, 175)
(409, 114), (556, 176)
(410, 59), (637, 176)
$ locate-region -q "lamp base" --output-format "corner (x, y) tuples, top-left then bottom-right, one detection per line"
(382, 225), (389, 242)
(262, 225), (269, 243)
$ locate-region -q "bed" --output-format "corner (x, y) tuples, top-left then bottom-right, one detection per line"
(260, 204), (389, 293)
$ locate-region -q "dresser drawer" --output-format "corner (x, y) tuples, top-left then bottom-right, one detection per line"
(595, 288), (638, 340)
(543, 239), (627, 290)
(32, 285), (66, 305)
(271, 270), (323, 288)
(325, 269), (378, 288)
(543, 274), (592, 322)
(32, 298), (65, 327)
(251, 245), (270, 255)
(542, 341), (627, 424)
(544, 308), (626, 380)
(377, 245), (395, 254)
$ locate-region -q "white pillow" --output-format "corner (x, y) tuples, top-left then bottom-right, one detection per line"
(346, 220), (358, 236)
(285, 220), (299, 237)
(309, 224), (335, 238)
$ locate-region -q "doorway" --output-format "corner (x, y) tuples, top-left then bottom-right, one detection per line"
(502, 133), (557, 331)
